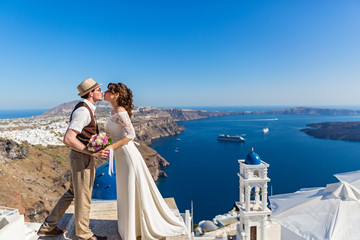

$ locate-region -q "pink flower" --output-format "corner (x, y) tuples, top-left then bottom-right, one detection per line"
(94, 144), (102, 151)
(87, 133), (112, 152)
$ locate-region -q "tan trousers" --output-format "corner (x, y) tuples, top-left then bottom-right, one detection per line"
(39, 149), (96, 240)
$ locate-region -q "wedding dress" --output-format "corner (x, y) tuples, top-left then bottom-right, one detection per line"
(104, 111), (188, 240)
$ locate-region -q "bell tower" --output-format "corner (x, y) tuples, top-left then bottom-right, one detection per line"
(236, 148), (271, 240)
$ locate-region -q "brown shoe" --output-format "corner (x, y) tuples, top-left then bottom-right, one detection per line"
(37, 226), (67, 236)
(85, 235), (108, 240)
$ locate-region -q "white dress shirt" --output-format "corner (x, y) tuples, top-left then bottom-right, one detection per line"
(68, 99), (96, 133)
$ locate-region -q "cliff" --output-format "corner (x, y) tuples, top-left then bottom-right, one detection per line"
(133, 118), (184, 144)
(134, 107), (233, 121)
(301, 121), (360, 142)
(135, 143), (169, 180)
(0, 143), (71, 222)
(0, 139), (170, 222)
(97, 116), (184, 177)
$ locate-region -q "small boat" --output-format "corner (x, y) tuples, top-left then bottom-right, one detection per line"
(174, 148), (179, 152)
(262, 128), (269, 134)
(176, 138), (181, 141)
(217, 134), (245, 142)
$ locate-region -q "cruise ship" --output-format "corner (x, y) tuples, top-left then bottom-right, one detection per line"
(217, 134), (245, 142)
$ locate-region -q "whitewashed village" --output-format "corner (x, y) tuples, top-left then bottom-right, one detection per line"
(1, 106), (360, 240)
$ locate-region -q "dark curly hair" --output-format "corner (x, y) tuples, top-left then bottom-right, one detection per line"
(107, 83), (134, 118)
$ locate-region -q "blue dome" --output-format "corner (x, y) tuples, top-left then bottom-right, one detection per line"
(92, 161), (117, 200)
(245, 149), (261, 165)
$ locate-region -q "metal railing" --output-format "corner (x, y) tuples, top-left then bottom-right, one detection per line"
(0, 206), (19, 218)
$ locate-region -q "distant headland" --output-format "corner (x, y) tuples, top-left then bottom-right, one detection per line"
(301, 122), (360, 142)
(258, 107), (360, 115)
(43, 103), (360, 118)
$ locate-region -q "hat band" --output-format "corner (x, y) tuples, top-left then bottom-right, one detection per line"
(87, 83), (99, 91)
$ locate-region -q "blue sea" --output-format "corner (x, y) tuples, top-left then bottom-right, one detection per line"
(0, 109), (46, 119)
(152, 111), (360, 223)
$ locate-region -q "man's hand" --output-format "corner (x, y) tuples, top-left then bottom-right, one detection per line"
(93, 149), (110, 159)
(63, 129), (110, 158)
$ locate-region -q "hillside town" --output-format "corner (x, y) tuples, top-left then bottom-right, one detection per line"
(0, 116), (71, 146)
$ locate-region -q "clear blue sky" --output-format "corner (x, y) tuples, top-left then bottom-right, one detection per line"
(1, 0), (360, 109)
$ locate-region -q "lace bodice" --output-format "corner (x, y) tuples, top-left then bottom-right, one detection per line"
(104, 111), (136, 142)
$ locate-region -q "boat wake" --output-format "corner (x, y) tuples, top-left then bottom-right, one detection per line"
(219, 118), (279, 122)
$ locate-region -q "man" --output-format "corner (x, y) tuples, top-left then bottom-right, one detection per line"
(38, 78), (109, 240)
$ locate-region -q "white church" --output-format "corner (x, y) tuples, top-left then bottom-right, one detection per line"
(235, 148), (281, 240)
(196, 148), (281, 240)
(236, 148), (272, 240)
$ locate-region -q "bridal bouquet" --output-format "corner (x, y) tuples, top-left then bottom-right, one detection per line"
(87, 132), (112, 152)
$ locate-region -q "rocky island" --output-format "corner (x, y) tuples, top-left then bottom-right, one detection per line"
(301, 121), (360, 142)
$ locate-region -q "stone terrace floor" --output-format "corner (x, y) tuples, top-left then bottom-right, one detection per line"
(38, 198), (189, 240)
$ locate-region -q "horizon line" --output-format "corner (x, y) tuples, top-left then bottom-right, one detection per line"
(2, 104), (360, 111)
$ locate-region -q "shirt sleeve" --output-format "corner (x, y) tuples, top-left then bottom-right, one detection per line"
(114, 111), (136, 140)
(68, 107), (91, 133)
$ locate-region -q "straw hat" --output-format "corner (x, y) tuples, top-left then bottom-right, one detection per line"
(77, 78), (102, 96)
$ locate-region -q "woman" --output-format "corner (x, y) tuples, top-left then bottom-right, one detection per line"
(103, 83), (188, 240)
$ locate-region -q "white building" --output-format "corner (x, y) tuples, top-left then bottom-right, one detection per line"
(0, 206), (40, 240)
(236, 148), (277, 240)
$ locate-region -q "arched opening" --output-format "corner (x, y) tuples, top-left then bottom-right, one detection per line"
(250, 187), (256, 201)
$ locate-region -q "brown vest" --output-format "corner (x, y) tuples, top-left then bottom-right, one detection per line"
(69, 102), (99, 145)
